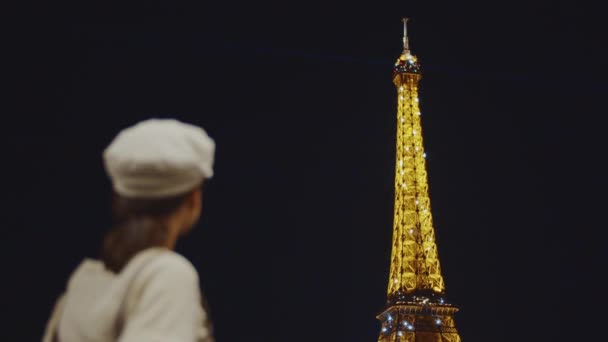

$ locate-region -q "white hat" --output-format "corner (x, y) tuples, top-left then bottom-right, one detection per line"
(103, 118), (215, 198)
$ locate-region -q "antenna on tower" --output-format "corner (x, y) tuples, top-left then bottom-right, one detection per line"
(402, 17), (410, 52)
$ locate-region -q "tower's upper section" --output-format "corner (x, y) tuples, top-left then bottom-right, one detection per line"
(394, 18), (420, 75)
(387, 17), (446, 301)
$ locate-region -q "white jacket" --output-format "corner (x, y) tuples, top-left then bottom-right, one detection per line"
(42, 248), (214, 342)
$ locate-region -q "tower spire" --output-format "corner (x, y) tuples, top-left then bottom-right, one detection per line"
(402, 17), (410, 53)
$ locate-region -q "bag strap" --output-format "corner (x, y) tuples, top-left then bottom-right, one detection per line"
(113, 252), (162, 338)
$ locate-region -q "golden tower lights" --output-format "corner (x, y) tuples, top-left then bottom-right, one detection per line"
(376, 18), (462, 342)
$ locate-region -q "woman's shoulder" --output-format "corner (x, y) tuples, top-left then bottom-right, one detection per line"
(123, 248), (199, 284)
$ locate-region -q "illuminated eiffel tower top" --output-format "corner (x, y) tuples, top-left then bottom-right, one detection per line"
(388, 17), (444, 300)
(377, 18), (461, 342)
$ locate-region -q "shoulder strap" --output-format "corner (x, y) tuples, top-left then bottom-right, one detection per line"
(114, 250), (165, 338)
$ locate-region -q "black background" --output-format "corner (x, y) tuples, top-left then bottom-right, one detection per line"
(5, 0), (607, 341)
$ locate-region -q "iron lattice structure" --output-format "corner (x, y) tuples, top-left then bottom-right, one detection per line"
(377, 19), (461, 342)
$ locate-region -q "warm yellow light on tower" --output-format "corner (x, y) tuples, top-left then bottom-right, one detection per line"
(376, 18), (461, 342)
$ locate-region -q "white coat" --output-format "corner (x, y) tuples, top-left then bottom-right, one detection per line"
(42, 248), (214, 342)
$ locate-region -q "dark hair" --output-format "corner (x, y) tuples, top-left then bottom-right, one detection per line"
(101, 191), (192, 273)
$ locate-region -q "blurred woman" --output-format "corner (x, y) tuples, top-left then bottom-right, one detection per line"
(43, 118), (216, 342)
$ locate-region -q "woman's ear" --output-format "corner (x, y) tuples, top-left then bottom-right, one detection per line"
(189, 187), (202, 210)
(184, 187), (203, 220)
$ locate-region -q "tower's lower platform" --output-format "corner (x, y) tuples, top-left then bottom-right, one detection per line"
(376, 301), (461, 342)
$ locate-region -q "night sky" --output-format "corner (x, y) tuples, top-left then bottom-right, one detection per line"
(5, 0), (607, 341)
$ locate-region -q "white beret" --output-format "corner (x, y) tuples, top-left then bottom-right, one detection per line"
(103, 119), (215, 198)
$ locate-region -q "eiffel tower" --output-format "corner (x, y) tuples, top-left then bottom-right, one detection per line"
(376, 18), (462, 342)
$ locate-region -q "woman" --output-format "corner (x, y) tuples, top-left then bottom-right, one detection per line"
(43, 118), (216, 342)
